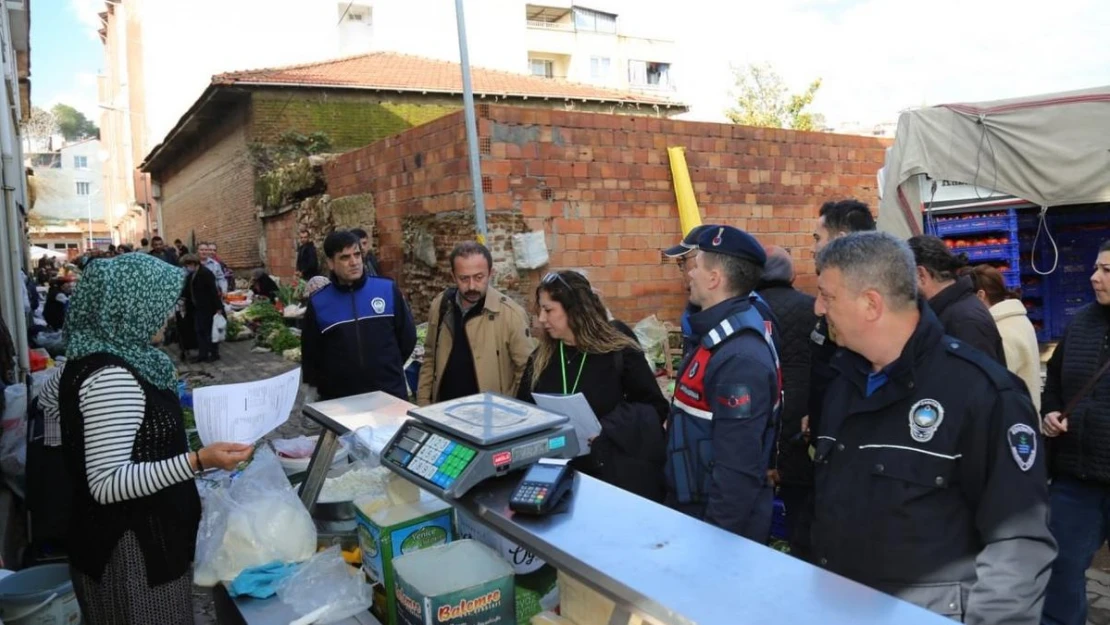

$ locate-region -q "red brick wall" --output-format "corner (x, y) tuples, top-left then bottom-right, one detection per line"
(263, 209), (298, 281)
(158, 104), (259, 269)
(480, 107), (889, 323)
(322, 105), (890, 324)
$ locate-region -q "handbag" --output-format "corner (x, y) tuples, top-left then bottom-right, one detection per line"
(1062, 358), (1110, 419)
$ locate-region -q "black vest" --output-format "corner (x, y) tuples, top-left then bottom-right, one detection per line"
(1051, 304), (1110, 482)
(59, 354), (201, 585)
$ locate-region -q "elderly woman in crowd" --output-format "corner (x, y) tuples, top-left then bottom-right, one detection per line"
(251, 268), (280, 301)
(58, 253), (252, 624)
(516, 270), (669, 501)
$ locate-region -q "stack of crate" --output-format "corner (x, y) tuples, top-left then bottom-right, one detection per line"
(929, 209), (1021, 290)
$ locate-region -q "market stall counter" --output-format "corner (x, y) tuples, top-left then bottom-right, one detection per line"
(217, 392), (953, 625)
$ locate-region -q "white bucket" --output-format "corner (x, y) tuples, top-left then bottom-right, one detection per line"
(0, 564), (81, 624)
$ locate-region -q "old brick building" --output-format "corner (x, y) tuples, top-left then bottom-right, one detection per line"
(140, 52), (684, 270)
(266, 105), (889, 325)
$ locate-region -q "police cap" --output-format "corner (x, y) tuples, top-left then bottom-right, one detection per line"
(695, 225), (767, 267)
(663, 224), (718, 258)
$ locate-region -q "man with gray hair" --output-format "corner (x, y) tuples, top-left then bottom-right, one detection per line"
(810, 231), (1055, 624)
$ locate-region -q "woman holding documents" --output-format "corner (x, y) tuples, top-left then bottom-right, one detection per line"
(58, 253), (253, 624)
(517, 270), (669, 501)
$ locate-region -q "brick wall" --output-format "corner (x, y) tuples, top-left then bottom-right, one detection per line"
(250, 90), (463, 151)
(158, 104), (259, 269)
(479, 106), (889, 323)
(322, 105), (889, 325)
(263, 209), (297, 279)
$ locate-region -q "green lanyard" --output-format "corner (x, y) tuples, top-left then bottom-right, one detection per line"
(559, 341), (588, 395)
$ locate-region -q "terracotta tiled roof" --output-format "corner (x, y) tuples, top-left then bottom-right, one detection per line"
(212, 52), (682, 107)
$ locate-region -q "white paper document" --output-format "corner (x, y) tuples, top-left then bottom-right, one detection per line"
(532, 393), (600, 456)
(194, 367), (302, 446)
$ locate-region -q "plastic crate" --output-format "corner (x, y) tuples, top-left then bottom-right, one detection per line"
(933, 209), (1018, 237)
(1003, 270), (1020, 290)
(1036, 327), (1052, 343)
(962, 243), (1019, 265)
(1021, 282), (1044, 298)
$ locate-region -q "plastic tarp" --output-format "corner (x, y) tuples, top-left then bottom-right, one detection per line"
(30, 246), (67, 261)
(878, 86), (1110, 238)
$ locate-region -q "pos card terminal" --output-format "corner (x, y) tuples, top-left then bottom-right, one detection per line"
(379, 393), (580, 498)
(509, 459), (574, 515)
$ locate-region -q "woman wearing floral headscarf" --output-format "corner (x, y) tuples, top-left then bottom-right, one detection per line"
(58, 253), (253, 624)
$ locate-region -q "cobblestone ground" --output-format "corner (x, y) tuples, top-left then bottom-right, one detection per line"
(178, 341), (1110, 624)
(169, 339), (317, 625)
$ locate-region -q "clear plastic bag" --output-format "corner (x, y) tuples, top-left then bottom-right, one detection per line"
(277, 546), (372, 624)
(633, 314), (670, 369)
(1, 384), (28, 479)
(193, 446), (317, 586)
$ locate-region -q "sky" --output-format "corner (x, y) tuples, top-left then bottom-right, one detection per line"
(32, 0), (1110, 142)
(30, 0), (103, 120)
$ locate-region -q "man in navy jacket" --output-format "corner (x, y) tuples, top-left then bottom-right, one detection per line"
(302, 230), (417, 401)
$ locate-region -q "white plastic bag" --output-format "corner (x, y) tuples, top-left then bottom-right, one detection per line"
(633, 314), (670, 369)
(1, 384), (28, 479)
(277, 546), (372, 624)
(512, 230), (549, 270)
(193, 446), (317, 586)
(212, 314), (228, 343)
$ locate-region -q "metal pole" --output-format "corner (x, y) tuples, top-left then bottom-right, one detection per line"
(453, 0), (487, 244)
(87, 193), (93, 251)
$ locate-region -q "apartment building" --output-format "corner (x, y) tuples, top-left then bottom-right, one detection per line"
(27, 139), (112, 251)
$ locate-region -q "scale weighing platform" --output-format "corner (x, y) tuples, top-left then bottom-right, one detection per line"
(380, 392), (580, 498)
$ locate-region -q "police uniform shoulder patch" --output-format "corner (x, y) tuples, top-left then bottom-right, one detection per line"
(1007, 423), (1037, 472)
(908, 398), (944, 442)
(715, 383), (753, 420)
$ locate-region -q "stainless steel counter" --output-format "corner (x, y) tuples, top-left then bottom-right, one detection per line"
(297, 392), (952, 625)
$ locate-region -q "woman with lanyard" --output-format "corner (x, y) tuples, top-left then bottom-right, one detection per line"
(57, 253), (253, 624)
(517, 270), (669, 501)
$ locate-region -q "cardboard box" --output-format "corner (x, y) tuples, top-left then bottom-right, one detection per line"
(556, 571), (665, 625)
(456, 508), (546, 575)
(357, 493), (454, 625)
(514, 566), (558, 625)
(393, 539), (515, 625)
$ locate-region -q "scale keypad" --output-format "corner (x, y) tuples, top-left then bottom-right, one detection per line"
(511, 482), (549, 506)
(385, 425), (476, 490)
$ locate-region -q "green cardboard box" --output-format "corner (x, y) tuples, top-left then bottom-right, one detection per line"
(356, 494), (454, 625)
(393, 539), (516, 625)
(514, 565), (558, 625)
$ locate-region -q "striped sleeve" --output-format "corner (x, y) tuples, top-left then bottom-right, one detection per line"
(38, 365), (64, 446)
(79, 366), (195, 505)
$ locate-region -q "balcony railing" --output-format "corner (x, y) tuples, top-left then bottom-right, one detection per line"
(527, 19), (575, 31)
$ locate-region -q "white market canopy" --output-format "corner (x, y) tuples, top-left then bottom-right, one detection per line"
(30, 245), (68, 261)
(878, 86), (1110, 238)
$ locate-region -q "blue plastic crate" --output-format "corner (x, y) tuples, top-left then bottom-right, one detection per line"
(1020, 283), (1043, 298)
(1036, 327), (1052, 343)
(962, 243), (1019, 264)
(1003, 270), (1020, 290)
(771, 497), (787, 540)
(933, 209), (1018, 237)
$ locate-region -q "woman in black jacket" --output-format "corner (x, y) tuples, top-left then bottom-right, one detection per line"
(517, 270), (669, 502)
(181, 254), (225, 362)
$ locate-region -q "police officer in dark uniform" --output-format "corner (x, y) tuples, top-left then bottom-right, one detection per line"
(664, 225), (783, 542)
(811, 232), (1055, 624)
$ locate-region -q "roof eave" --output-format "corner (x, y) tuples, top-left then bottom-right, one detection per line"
(230, 80), (685, 109)
(140, 84), (224, 174)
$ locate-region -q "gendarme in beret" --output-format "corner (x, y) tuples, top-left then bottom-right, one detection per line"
(695, 225), (767, 267)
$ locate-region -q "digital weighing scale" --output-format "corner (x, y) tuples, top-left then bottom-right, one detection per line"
(380, 392), (580, 498)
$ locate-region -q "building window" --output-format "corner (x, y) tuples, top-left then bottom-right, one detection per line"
(76, 181), (91, 196)
(68, 243), (78, 249)
(53, 243), (66, 250)
(529, 58), (554, 79)
(73, 155), (88, 169)
(337, 2), (371, 24)
(590, 57), (611, 80)
(628, 60), (672, 87)
(573, 7), (617, 33)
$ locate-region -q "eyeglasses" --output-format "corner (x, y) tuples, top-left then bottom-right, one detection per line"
(542, 271), (572, 290)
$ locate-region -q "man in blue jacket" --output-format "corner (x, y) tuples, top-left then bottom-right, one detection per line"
(665, 225), (783, 541)
(301, 230), (417, 401)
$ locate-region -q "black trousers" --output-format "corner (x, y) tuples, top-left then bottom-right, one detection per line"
(779, 484), (813, 561)
(195, 313), (219, 359)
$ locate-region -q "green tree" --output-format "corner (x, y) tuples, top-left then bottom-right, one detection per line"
(51, 103), (98, 141)
(726, 63), (825, 131)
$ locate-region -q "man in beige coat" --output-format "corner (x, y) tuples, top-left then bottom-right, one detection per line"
(417, 242), (534, 405)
